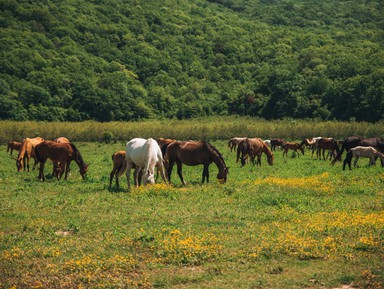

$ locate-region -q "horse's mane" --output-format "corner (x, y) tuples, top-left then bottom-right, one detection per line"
(203, 141), (225, 164)
(70, 143), (86, 166)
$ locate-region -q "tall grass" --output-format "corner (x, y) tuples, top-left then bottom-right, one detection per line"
(1, 117), (383, 143)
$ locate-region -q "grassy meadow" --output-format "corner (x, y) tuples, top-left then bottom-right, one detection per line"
(1, 118), (384, 288)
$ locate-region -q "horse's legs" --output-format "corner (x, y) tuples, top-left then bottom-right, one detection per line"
(38, 160), (46, 181)
(133, 166), (142, 187)
(109, 166), (118, 188)
(166, 160), (175, 183)
(125, 161), (133, 189)
(202, 164), (209, 183)
(353, 156), (359, 168)
(176, 161), (186, 185)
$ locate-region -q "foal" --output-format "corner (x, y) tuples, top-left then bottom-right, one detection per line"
(282, 142), (304, 158)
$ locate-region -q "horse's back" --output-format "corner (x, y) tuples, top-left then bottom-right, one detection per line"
(126, 138), (146, 165)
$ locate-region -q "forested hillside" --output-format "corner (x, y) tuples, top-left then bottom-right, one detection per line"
(1, 0), (384, 122)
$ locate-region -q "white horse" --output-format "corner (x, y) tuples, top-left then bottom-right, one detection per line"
(343, 146), (384, 170)
(125, 138), (167, 189)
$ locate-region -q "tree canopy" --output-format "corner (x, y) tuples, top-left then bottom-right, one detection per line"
(1, 0), (384, 122)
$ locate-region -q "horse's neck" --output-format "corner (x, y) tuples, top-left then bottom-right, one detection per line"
(212, 151), (226, 171)
(18, 141), (28, 159)
(262, 145), (273, 157)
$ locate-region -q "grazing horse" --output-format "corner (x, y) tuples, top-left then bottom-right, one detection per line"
(237, 138), (274, 167)
(332, 136), (384, 165)
(14, 137), (44, 172)
(52, 137), (71, 178)
(35, 141), (88, 181)
(7, 141), (22, 156)
(343, 146), (384, 170)
(282, 142), (304, 157)
(109, 151), (143, 189)
(316, 138), (340, 160)
(228, 137), (247, 152)
(270, 138), (285, 151)
(125, 138), (167, 189)
(165, 140), (229, 185)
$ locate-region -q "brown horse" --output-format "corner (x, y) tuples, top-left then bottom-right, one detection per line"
(282, 142), (304, 157)
(237, 138), (274, 167)
(14, 137), (44, 172)
(228, 137), (247, 152)
(7, 141), (22, 156)
(35, 140), (88, 181)
(270, 138), (285, 151)
(52, 137), (71, 178)
(165, 141), (229, 185)
(316, 138), (340, 160)
(109, 151), (143, 189)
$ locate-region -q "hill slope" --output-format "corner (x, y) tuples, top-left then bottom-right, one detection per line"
(1, 0), (384, 121)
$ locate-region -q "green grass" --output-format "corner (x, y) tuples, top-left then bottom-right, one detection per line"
(1, 140), (383, 288)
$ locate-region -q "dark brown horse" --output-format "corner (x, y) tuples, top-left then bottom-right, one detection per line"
(237, 138), (274, 167)
(316, 138), (340, 160)
(14, 137), (44, 172)
(332, 136), (384, 165)
(35, 140), (88, 181)
(52, 137), (71, 178)
(164, 141), (229, 185)
(270, 138), (285, 151)
(7, 141), (22, 156)
(282, 142), (304, 157)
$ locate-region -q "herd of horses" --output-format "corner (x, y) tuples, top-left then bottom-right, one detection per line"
(5, 135), (384, 189)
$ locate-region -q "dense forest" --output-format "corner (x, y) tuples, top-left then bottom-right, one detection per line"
(1, 0), (384, 122)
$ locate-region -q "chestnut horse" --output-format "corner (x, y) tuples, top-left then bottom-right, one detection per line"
(52, 137), (71, 178)
(35, 140), (88, 181)
(228, 137), (247, 152)
(165, 141), (229, 185)
(316, 138), (340, 160)
(343, 146), (384, 170)
(109, 151), (143, 189)
(14, 137), (44, 172)
(282, 142), (304, 157)
(237, 138), (274, 167)
(7, 141), (22, 156)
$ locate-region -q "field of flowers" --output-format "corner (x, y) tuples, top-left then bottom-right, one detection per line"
(0, 137), (383, 288)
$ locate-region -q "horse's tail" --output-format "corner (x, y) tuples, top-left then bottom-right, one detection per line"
(239, 139), (248, 166)
(34, 143), (42, 163)
(236, 140), (243, 163)
(144, 138), (154, 175)
(116, 157), (128, 178)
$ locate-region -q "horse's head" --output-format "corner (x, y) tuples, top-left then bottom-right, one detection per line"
(267, 155), (274, 166)
(217, 167), (229, 184)
(143, 170), (155, 185)
(14, 157), (23, 172)
(79, 164), (89, 179)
